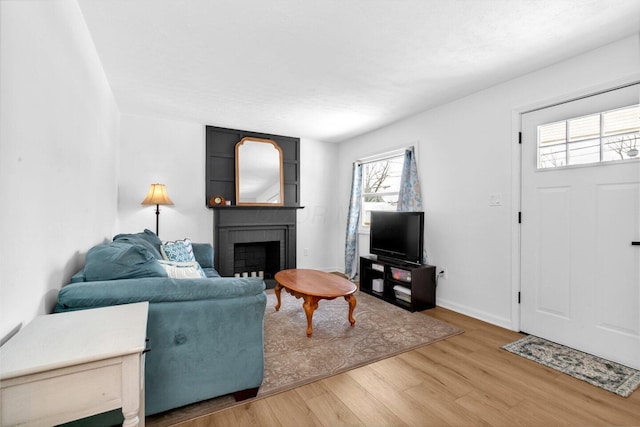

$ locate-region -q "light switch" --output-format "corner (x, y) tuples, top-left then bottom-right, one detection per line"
(489, 193), (502, 206)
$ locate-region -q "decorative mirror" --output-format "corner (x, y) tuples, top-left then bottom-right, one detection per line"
(235, 137), (284, 206)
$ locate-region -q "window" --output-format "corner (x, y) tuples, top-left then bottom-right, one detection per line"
(360, 153), (404, 226)
(538, 104), (639, 169)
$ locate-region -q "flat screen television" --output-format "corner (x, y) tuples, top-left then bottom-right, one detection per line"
(369, 211), (424, 264)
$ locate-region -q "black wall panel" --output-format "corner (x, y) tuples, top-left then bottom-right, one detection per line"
(205, 126), (301, 207)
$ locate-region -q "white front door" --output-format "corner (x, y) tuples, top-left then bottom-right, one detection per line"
(521, 84), (640, 369)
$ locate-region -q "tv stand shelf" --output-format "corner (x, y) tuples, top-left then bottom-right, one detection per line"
(359, 256), (436, 312)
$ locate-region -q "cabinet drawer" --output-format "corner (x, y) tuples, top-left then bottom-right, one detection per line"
(1, 359), (123, 426)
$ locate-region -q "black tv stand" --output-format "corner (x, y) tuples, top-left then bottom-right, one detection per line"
(359, 256), (436, 312)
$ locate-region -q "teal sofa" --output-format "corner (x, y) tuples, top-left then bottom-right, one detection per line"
(55, 230), (267, 416)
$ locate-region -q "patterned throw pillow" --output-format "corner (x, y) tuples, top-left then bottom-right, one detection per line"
(157, 260), (206, 279)
(160, 238), (196, 262)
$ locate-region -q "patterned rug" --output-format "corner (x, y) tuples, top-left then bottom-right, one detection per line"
(147, 290), (462, 426)
(502, 335), (640, 397)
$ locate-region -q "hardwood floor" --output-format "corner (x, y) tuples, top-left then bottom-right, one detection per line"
(175, 307), (640, 426)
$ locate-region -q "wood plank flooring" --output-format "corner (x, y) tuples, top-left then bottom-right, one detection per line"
(174, 307), (640, 426)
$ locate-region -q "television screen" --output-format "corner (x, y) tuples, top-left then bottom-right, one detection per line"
(369, 211), (424, 264)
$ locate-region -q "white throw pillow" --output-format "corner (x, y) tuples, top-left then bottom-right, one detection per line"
(157, 260), (206, 279)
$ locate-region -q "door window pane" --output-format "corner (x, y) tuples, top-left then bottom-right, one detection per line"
(538, 104), (639, 169)
(568, 114), (599, 142)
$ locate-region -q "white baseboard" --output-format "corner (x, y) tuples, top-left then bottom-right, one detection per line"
(436, 297), (514, 330)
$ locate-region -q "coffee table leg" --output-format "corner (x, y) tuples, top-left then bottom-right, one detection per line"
(345, 295), (356, 326)
(303, 296), (319, 337)
(274, 283), (283, 311)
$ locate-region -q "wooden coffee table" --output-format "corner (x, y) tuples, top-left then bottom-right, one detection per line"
(274, 269), (357, 337)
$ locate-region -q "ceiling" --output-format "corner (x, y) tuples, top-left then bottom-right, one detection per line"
(77, 0), (640, 143)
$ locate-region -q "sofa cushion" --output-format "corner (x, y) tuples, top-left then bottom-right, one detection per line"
(192, 243), (214, 269)
(84, 241), (167, 281)
(161, 238), (195, 262)
(158, 260), (206, 279)
(70, 269), (86, 283)
(201, 267), (221, 278)
(113, 229), (163, 259)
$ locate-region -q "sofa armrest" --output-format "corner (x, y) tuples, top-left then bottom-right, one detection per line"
(56, 277), (265, 310)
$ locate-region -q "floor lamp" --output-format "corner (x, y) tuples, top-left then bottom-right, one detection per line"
(141, 183), (174, 237)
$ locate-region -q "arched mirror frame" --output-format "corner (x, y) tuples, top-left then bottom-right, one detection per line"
(235, 137), (285, 206)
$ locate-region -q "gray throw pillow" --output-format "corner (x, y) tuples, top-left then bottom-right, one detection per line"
(84, 241), (167, 281)
(112, 229), (163, 259)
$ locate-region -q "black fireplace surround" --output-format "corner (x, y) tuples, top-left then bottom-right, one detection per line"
(214, 207), (297, 288)
(206, 126), (301, 288)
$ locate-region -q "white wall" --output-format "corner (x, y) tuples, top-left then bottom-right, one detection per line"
(117, 115), (339, 270)
(117, 114), (212, 243)
(334, 35), (640, 329)
(0, 0), (120, 340)
(297, 139), (339, 271)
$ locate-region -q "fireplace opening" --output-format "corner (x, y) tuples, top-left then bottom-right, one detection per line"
(234, 241), (281, 281)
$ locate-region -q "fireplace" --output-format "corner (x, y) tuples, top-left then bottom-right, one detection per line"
(214, 207), (298, 288)
(233, 241), (280, 279)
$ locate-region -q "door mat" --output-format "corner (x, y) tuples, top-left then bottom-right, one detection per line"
(502, 335), (640, 397)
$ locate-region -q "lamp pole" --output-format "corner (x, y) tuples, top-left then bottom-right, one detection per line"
(155, 204), (160, 236)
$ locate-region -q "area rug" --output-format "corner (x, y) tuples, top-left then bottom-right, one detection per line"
(502, 335), (640, 397)
(147, 290), (462, 426)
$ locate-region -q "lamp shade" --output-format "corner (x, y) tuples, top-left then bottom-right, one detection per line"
(141, 184), (174, 205)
